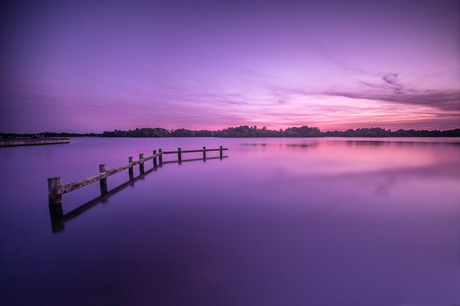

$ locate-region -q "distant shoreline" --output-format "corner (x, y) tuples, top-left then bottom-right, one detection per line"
(0, 138), (70, 147)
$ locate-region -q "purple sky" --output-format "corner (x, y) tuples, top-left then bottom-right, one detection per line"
(1, 0), (459, 133)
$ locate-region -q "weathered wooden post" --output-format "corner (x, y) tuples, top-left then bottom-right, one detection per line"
(203, 146), (206, 160)
(220, 146), (223, 159)
(153, 150), (157, 167)
(139, 154), (144, 174)
(159, 149), (163, 164)
(48, 177), (62, 206)
(99, 164), (107, 195)
(48, 177), (63, 232)
(129, 157), (134, 180)
(178, 148), (182, 162)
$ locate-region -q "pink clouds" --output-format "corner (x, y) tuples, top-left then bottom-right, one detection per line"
(0, 0), (459, 133)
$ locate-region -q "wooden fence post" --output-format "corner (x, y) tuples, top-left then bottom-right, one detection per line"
(48, 177), (62, 206)
(99, 164), (107, 195)
(220, 146), (223, 159)
(178, 148), (182, 162)
(159, 149), (162, 164)
(153, 150), (157, 167)
(139, 154), (144, 173)
(203, 146), (206, 160)
(129, 157), (134, 180)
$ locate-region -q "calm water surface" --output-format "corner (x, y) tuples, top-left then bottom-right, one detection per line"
(1, 137), (460, 305)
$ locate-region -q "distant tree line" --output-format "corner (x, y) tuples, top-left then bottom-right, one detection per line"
(324, 127), (391, 137)
(101, 126), (460, 138)
(324, 127), (460, 137)
(389, 128), (460, 137)
(2, 126), (459, 139)
(101, 125), (323, 138)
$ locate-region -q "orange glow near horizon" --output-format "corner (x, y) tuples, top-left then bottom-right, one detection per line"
(1, 1), (458, 133)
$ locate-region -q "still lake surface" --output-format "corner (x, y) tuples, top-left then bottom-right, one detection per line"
(1, 137), (460, 305)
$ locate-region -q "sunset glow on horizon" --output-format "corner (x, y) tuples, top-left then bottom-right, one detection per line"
(1, 0), (459, 133)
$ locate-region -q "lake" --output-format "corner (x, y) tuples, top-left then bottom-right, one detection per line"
(1, 137), (460, 305)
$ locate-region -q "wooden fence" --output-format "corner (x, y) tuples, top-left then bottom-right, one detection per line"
(48, 146), (228, 206)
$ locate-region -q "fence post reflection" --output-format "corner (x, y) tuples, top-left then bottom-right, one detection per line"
(49, 204), (65, 233)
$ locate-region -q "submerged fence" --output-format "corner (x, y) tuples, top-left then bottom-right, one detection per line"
(48, 146), (228, 206)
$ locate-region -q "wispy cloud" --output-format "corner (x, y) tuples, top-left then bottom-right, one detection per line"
(322, 88), (460, 111)
(267, 71), (460, 112)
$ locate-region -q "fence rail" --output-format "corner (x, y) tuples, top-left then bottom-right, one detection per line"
(48, 146), (228, 206)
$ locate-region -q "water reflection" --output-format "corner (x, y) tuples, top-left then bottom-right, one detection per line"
(240, 142), (319, 148)
(337, 139), (460, 146)
(2, 137), (460, 305)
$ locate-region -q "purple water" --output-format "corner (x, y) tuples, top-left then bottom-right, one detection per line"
(1, 137), (460, 305)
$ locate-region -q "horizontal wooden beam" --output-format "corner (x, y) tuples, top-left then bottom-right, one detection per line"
(162, 148), (228, 154)
(57, 153), (162, 195)
(63, 164), (161, 223)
